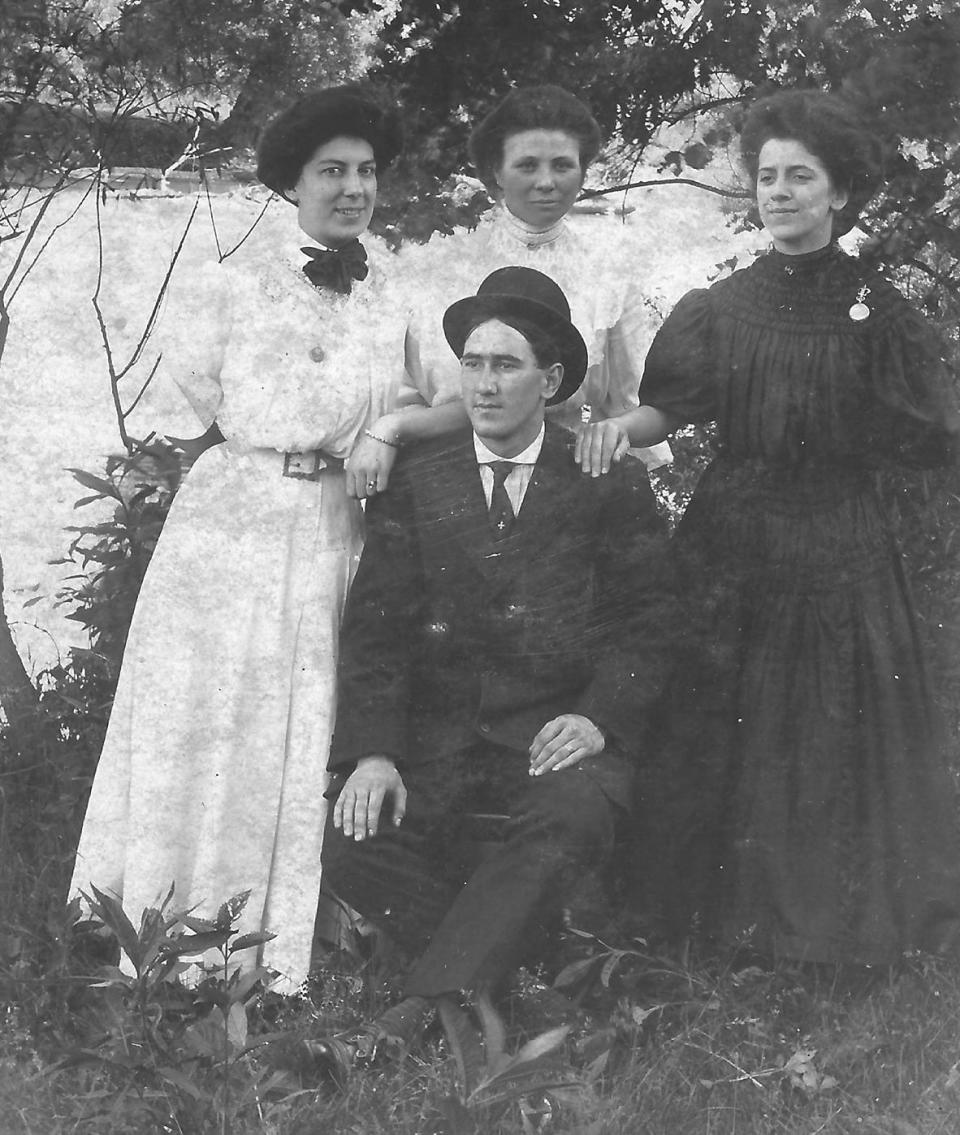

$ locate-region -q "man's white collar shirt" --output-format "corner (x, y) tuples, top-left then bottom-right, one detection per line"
(473, 423), (545, 516)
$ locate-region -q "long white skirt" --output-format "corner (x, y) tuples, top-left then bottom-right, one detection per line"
(70, 443), (363, 993)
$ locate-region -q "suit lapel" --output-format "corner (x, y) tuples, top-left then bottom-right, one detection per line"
(511, 425), (573, 536)
(415, 432), (503, 580)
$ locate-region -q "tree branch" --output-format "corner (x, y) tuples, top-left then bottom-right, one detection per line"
(0, 172), (71, 304)
(5, 177), (97, 309)
(91, 174), (200, 450)
(580, 177), (749, 201)
(204, 177), (273, 262)
(122, 354), (163, 420)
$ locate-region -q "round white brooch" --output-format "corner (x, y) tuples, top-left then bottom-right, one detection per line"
(849, 284), (871, 322)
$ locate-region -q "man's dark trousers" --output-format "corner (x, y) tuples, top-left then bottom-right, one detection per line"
(323, 744), (628, 997)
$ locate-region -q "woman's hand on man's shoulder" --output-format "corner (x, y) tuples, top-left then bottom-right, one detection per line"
(574, 418), (631, 477)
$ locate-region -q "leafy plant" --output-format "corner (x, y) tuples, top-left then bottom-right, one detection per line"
(432, 988), (577, 1134)
(53, 440), (184, 678)
(58, 886), (284, 1134)
(0, 654), (113, 1038)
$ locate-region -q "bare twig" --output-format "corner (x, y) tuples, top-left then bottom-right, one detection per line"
(91, 170), (200, 449)
(0, 171), (100, 231)
(5, 178), (98, 308)
(0, 171), (72, 301)
(161, 119), (202, 189)
(0, 171), (80, 363)
(204, 177), (273, 262)
(580, 177), (748, 202)
(122, 355), (164, 421)
(682, 1041), (775, 1090)
(658, 92), (748, 128)
(903, 256), (960, 297)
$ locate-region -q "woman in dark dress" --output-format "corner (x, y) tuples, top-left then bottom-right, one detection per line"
(627, 89), (960, 964)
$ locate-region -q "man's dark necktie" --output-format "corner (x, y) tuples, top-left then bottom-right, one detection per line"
(301, 240), (368, 294)
(488, 461), (516, 541)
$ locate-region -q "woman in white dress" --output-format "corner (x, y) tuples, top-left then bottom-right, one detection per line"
(346, 84), (671, 494)
(70, 87), (419, 992)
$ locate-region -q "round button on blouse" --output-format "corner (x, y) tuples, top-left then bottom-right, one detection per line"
(309, 345), (326, 363)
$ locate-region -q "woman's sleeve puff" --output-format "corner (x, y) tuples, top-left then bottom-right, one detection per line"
(594, 275), (647, 416)
(156, 261), (229, 428)
(640, 288), (718, 423)
(867, 283), (959, 467)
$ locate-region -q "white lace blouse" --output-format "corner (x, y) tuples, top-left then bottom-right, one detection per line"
(160, 232), (408, 456)
(397, 207), (668, 459)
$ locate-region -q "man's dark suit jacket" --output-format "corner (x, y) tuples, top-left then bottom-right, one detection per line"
(330, 423), (676, 788)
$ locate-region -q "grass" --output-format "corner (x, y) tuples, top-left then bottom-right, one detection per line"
(3, 703), (960, 1134)
(584, 955), (960, 1135)
(4, 712), (960, 1135)
(4, 914), (960, 1134)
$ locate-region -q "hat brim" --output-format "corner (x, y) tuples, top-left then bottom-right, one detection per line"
(442, 295), (588, 406)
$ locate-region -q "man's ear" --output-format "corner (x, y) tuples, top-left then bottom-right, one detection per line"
(543, 363), (563, 401)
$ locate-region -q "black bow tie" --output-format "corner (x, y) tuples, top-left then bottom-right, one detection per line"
(301, 240), (368, 294)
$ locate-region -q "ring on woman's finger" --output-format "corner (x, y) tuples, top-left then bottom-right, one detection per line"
(366, 480), (377, 491)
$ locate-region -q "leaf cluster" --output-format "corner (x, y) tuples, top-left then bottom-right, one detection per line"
(51, 886), (283, 1133)
(0, 0), (369, 186)
(52, 440), (183, 676)
(347, 0), (769, 239)
(433, 988), (575, 1133)
(1, 654), (112, 1035)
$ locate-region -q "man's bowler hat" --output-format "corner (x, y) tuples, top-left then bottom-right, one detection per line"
(442, 266), (588, 405)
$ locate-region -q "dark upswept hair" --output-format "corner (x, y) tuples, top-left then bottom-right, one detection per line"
(256, 84), (403, 200)
(468, 85), (603, 194)
(739, 89), (883, 237)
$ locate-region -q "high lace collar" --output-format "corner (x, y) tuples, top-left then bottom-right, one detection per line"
(497, 206), (567, 249)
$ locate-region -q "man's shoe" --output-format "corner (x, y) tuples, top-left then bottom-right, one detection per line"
(359, 995), (432, 1062)
(301, 1034), (358, 1088)
(292, 996), (433, 1087)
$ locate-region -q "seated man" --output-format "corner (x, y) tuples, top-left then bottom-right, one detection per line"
(321, 265), (675, 1055)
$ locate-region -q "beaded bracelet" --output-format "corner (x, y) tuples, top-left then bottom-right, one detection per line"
(363, 427), (401, 448)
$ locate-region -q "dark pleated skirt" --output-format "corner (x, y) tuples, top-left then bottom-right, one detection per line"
(634, 457), (960, 963)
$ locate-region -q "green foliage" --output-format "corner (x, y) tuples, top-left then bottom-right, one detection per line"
(7, 869), (960, 1133)
(1, 445), (184, 1018)
(345, 0), (768, 238)
(433, 989), (575, 1133)
(54, 440), (183, 678)
(649, 423), (718, 529)
(547, 936), (960, 1135)
(333, 0), (960, 314)
(0, 0), (375, 180)
(102, 0), (380, 152)
(58, 889), (274, 1130)
(49, 887), (288, 1133)
(2, 1), (187, 179)
(754, 2), (960, 317)
(0, 654), (111, 1031)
